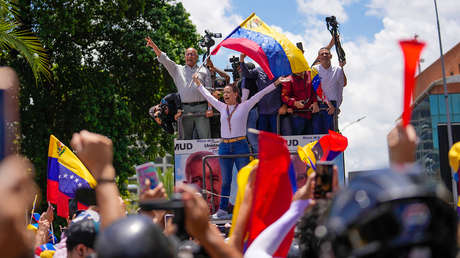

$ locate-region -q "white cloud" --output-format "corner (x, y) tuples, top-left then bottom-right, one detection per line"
(178, 0), (242, 41)
(178, 0), (460, 173)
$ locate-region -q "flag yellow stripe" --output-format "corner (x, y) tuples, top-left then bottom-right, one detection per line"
(240, 14), (309, 74)
(48, 135), (97, 188)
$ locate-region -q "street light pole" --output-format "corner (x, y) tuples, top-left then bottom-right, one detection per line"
(433, 0), (456, 204)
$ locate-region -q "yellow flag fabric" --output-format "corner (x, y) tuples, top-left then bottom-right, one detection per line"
(229, 159), (259, 237)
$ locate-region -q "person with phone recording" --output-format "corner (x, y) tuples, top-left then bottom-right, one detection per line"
(192, 73), (289, 219)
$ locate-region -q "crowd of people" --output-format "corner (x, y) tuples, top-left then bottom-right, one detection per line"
(1, 33), (459, 258)
(1, 122), (459, 257)
(145, 36), (347, 148)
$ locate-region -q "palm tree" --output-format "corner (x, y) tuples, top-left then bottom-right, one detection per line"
(0, 0), (50, 82)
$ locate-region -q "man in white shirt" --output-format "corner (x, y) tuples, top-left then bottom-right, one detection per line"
(145, 36), (212, 139)
(312, 47), (347, 134)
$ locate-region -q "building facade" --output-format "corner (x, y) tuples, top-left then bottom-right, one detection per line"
(411, 42), (460, 181)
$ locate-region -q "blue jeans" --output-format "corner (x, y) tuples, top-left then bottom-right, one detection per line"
(291, 115), (312, 135)
(258, 113), (277, 133)
(280, 115), (292, 136)
(218, 139), (250, 210)
(246, 108), (259, 153)
(312, 102), (336, 134)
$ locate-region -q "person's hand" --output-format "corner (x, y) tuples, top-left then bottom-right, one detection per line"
(41, 204), (54, 224)
(140, 180), (167, 201)
(294, 101), (305, 109)
(239, 53), (246, 62)
(145, 36), (155, 49)
(387, 122), (417, 165)
(178, 184), (210, 239)
(192, 73), (201, 87)
(174, 110), (182, 121)
(274, 76), (290, 86)
(206, 59), (215, 72)
(339, 60), (346, 67)
(327, 103), (335, 115)
(205, 109), (214, 118)
(278, 104), (288, 115)
(70, 130), (114, 180)
(287, 107), (294, 114)
(310, 102), (320, 113)
(293, 173), (315, 202)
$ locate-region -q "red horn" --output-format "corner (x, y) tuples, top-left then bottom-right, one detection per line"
(399, 39), (426, 127)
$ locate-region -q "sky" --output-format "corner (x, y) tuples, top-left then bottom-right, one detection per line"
(177, 0), (460, 173)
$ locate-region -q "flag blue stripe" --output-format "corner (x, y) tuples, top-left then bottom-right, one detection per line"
(229, 28), (292, 78)
(48, 157), (91, 198)
(288, 162), (297, 193)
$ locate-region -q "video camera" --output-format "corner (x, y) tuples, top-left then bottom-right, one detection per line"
(325, 16), (346, 63)
(139, 193), (188, 240)
(224, 55), (240, 82)
(200, 30), (222, 61)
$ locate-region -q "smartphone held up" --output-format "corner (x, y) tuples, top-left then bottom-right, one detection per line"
(314, 161), (334, 199)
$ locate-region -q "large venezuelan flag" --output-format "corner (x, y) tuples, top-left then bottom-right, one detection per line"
(211, 13), (309, 79)
(47, 135), (97, 218)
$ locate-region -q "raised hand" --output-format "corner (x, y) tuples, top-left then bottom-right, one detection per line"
(70, 130), (114, 180)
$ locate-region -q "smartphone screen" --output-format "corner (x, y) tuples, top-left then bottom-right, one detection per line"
(314, 161), (334, 198)
(164, 213), (174, 228)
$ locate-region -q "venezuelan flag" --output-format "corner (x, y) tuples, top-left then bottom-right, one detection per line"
(47, 135), (97, 218)
(311, 67), (327, 102)
(212, 13), (309, 79)
(298, 131), (348, 174)
(35, 243), (56, 258)
(448, 141), (460, 215)
(245, 131), (297, 257)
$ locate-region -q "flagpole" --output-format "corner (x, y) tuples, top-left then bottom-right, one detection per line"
(29, 194), (38, 224)
(433, 0), (456, 205)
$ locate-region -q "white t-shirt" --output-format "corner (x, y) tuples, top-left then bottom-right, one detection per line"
(314, 64), (345, 107)
(197, 84), (276, 138)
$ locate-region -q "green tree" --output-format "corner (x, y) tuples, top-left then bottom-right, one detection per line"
(0, 0), (50, 81)
(2, 0), (200, 212)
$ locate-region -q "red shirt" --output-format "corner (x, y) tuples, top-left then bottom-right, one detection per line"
(281, 72), (317, 118)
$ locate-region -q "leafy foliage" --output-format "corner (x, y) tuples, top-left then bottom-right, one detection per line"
(2, 0), (200, 209)
(0, 0), (50, 82)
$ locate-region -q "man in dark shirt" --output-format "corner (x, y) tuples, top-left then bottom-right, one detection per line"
(149, 93), (182, 134)
(281, 71), (319, 135)
(240, 54), (282, 134)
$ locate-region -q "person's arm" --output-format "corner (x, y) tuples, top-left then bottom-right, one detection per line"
(193, 74), (225, 112)
(387, 122), (417, 168)
(240, 54), (257, 79)
(309, 80), (320, 113)
(180, 184), (243, 258)
(240, 78), (250, 102)
(70, 130), (125, 229)
(245, 77), (288, 110)
(340, 63), (347, 87)
(281, 80), (295, 108)
(244, 173), (316, 258)
(207, 58), (231, 84)
(145, 36), (179, 80)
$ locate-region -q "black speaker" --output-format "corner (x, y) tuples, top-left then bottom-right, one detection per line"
(437, 123), (460, 192)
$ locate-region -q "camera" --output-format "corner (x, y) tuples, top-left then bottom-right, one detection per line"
(325, 15), (346, 63)
(200, 30), (222, 61)
(224, 55), (241, 82)
(139, 193), (188, 240)
(325, 16), (338, 30)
